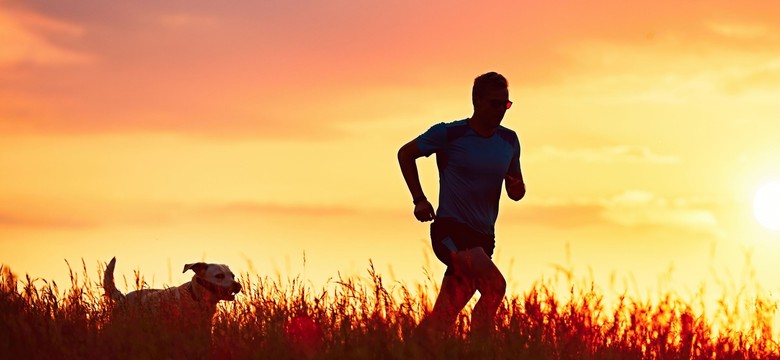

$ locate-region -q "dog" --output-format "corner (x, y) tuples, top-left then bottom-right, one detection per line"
(102, 257), (242, 357)
(103, 257), (242, 308)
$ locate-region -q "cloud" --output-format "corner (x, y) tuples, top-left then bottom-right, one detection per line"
(600, 191), (719, 232)
(158, 13), (217, 29)
(0, 1), (406, 139)
(206, 202), (358, 218)
(721, 59), (780, 95)
(706, 22), (772, 40)
(0, 200), (361, 230)
(508, 192), (721, 234)
(0, 8), (93, 66)
(542, 5), (780, 101)
(528, 145), (680, 164)
(508, 202), (604, 229)
(0, 210), (96, 229)
(3, 0), (780, 139)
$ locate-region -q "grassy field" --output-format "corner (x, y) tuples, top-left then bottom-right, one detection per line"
(1, 260), (778, 359)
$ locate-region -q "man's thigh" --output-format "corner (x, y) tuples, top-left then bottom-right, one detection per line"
(453, 247), (501, 279)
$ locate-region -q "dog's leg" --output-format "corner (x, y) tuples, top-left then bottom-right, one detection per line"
(103, 257), (125, 301)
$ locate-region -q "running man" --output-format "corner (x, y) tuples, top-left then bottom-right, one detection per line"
(397, 72), (526, 339)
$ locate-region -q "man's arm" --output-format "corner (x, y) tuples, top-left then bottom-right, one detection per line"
(506, 134), (525, 201)
(397, 140), (436, 222)
(505, 171), (526, 201)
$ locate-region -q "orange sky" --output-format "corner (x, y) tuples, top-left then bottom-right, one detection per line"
(2, 0), (780, 304)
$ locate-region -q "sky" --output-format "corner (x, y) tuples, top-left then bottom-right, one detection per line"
(2, 0), (780, 306)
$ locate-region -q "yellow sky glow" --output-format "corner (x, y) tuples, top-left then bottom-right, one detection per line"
(2, 1), (780, 308)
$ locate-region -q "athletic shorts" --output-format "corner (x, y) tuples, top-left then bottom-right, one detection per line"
(430, 217), (495, 276)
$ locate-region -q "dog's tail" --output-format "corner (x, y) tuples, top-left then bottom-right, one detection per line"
(103, 257), (125, 302)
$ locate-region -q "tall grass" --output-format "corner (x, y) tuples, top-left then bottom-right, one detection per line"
(1, 260), (778, 359)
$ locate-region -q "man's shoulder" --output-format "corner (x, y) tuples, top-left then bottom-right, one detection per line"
(424, 119), (468, 132)
(496, 125), (517, 135)
(445, 119), (471, 139)
(427, 119), (471, 143)
(438, 118), (469, 129)
(416, 119), (470, 152)
(496, 125), (519, 145)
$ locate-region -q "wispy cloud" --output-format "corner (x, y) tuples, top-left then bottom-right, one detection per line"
(528, 146), (680, 164)
(508, 192), (722, 234)
(721, 59), (780, 95)
(600, 191), (719, 232)
(157, 13), (217, 29)
(706, 22), (771, 40)
(507, 202), (604, 229)
(0, 200), (361, 230)
(3, 0), (780, 139)
(0, 210), (96, 229)
(0, 8), (93, 66)
(206, 202), (358, 218)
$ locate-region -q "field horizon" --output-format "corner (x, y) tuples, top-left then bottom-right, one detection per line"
(1, 257), (779, 359)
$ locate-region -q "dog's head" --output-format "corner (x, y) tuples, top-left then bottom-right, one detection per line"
(183, 262), (242, 301)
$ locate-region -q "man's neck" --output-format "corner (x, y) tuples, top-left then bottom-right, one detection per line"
(467, 115), (496, 137)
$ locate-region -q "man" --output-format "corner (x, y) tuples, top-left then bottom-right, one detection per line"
(397, 72), (525, 339)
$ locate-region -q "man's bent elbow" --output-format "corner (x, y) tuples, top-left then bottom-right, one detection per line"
(397, 147), (407, 162)
(398, 141), (422, 163)
(509, 190), (526, 201)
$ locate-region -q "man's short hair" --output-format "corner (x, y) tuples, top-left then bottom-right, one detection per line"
(472, 72), (508, 104)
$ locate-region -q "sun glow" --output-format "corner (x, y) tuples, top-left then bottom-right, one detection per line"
(753, 181), (780, 231)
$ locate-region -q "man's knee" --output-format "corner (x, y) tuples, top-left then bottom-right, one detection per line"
(494, 272), (507, 295)
(495, 271), (506, 293)
(483, 269), (506, 299)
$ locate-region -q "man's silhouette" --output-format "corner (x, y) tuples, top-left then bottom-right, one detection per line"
(398, 72), (526, 340)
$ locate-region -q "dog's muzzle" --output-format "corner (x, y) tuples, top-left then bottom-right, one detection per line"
(218, 281), (242, 301)
(228, 282), (242, 300)
(196, 277), (243, 301)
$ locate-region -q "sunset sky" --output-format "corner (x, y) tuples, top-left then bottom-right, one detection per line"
(2, 0), (780, 303)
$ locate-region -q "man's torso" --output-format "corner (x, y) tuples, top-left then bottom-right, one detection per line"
(416, 119), (520, 235)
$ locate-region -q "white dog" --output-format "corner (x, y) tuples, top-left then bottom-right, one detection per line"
(103, 257), (242, 323)
(103, 257), (243, 358)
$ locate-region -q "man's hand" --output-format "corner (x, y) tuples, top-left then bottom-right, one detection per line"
(399, 140), (435, 222)
(413, 199), (436, 222)
(506, 174), (526, 201)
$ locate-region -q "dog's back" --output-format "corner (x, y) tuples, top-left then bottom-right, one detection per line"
(104, 258), (194, 308)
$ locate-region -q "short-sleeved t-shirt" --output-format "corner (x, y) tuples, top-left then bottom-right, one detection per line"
(415, 119), (521, 236)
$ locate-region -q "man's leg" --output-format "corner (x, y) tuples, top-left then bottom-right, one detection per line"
(416, 270), (477, 339)
(430, 272), (477, 329)
(459, 247), (506, 336)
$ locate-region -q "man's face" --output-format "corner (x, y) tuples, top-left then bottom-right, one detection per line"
(475, 87), (511, 128)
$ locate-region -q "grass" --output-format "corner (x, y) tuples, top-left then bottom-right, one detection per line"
(1, 259), (779, 359)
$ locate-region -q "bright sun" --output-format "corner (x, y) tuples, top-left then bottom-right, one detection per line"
(753, 181), (780, 231)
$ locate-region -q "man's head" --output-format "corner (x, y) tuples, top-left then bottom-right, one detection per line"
(472, 72), (511, 129)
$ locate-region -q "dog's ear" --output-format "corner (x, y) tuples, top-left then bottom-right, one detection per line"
(183, 262), (209, 275)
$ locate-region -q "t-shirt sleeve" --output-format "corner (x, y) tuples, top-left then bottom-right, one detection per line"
(415, 122), (447, 157)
